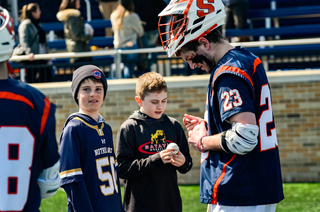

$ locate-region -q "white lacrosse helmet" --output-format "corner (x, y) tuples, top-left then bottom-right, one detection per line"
(158, 0), (226, 57)
(0, 6), (15, 62)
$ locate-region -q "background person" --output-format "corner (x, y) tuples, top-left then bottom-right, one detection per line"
(222, 0), (249, 42)
(56, 0), (93, 68)
(133, 0), (166, 73)
(18, 3), (52, 83)
(110, 0), (144, 78)
(158, 0), (284, 211)
(0, 6), (60, 211)
(116, 72), (193, 212)
(96, 0), (118, 37)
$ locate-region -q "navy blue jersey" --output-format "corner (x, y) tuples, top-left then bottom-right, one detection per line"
(0, 78), (59, 211)
(201, 46), (284, 206)
(59, 113), (124, 212)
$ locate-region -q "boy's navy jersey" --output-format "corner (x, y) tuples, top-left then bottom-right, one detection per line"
(0, 78), (59, 211)
(201, 46), (284, 206)
(59, 113), (124, 212)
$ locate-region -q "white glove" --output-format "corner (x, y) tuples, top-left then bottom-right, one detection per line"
(37, 161), (61, 199)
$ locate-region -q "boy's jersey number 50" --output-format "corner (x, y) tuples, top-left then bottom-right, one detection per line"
(96, 156), (119, 196)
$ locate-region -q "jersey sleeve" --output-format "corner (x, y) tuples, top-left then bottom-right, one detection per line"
(216, 74), (255, 122)
(59, 122), (84, 186)
(39, 101), (60, 169)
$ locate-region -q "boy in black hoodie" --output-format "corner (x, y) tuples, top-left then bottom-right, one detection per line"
(59, 65), (125, 212)
(116, 72), (193, 212)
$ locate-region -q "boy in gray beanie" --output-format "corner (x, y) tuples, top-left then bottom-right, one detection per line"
(71, 65), (108, 105)
(59, 65), (125, 211)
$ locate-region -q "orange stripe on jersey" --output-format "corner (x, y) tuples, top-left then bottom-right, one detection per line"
(213, 65), (254, 89)
(211, 154), (236, 204)
(253, 58), (262, 76)
(40, 97), (51, 136)
(0, 91), (34, 109)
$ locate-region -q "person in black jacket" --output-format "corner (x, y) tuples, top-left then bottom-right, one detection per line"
(56, 0), (93, 67)
(116, 72), (193, 212)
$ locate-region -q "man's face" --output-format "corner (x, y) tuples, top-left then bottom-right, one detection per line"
(180, 49), (216, 74)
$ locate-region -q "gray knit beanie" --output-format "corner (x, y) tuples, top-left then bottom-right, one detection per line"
(71, 65), (108, 105)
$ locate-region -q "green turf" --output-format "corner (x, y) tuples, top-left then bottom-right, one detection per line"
(40, 183), (320, 212)
(276, 183), (320, 212)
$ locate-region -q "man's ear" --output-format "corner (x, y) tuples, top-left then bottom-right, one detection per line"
(197, 37), (210, 50)
(135, 96), (142, 107)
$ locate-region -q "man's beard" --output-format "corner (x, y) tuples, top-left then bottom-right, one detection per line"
(192, 54), (216, 73)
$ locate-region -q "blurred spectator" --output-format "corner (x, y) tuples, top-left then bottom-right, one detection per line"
(110, 0), (144, 78)
(133, 0), (166, 73)
(222, 0), (249, 42)
(18, 0), (60, 22)
(56, 0), (93, 68)
(96, 0), (118, 37)
(18, 3), (52, 83)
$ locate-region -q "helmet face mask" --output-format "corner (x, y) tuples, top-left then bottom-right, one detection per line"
(0, 6), (15, 63)
(158, 0), (226, 57)
(159, 14), (188, 54)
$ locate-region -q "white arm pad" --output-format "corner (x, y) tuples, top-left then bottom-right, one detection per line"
(220, 122), (259, 155)
(37, 161), (61, 199)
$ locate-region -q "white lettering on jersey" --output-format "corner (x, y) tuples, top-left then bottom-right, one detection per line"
(221, 89), (243, 111)
(0, 127), (34, 211)
(94, 147), (113, 156)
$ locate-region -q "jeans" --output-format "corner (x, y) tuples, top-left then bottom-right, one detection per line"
(116, 43), (138, 78)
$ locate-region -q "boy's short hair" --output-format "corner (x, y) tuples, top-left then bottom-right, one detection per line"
(136, 72), (167, 100)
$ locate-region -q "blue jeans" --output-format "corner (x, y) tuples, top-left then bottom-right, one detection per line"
(117, 43), (138, 78)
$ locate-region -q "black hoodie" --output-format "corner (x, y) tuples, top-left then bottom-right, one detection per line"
(116, 111), (193, 212)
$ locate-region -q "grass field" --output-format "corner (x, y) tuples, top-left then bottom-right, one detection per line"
(40, 183), (320, 212)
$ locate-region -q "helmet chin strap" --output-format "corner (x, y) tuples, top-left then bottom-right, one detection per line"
(6, 61), (16, 78)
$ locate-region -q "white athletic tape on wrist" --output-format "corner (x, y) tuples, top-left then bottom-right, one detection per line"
(220, 122), (259, 155)
(37, 161), (61, 199)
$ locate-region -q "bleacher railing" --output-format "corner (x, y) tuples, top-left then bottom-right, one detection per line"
(9, 37), (320, 80)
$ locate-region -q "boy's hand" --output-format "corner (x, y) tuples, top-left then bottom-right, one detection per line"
(160, 148), (174, 164)
(160, 148), (186, 166)
(171, 151), (185, 167)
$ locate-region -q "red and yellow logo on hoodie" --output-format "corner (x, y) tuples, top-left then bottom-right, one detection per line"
(138, 130), (173, 154)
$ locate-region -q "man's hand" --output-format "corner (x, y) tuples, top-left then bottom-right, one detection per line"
(183, 114), (206, 131)
(28, 53), (35, 61)
(187, 122), (208, 152)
